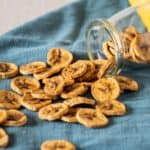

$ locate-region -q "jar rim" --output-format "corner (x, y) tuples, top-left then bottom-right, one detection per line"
(85, 18), (124, 75)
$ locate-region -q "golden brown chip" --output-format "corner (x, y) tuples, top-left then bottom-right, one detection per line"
(41, 140), (76, 150)
(91, 77), (120, 102)
(31, 89), (56, 100)
(2, 109), (27, 127)
(0, 62), (18, 79)
(20, 93), (52, 111)
(47, 48), (73, 68)
(64, 96), (95, 107)
(61, 108), (78, 123)
(97, 58), (114, 78)
(0, 90), (22, 109)
(0, 110), (8, 124)
(76, 108), (109, 128)
(33, 66), (61, 80)
(20, 61), (47, 75)
(96, 100), (126, 116)
(11, 76), (40, 95)
(44, 76), (64, 97)
(76, 60), (95, 82)
(0, 128), (9, 148)
(114, 75), (139, 91)
(61, 83), (88, 99)
(38, 103), (69, 121)
(62, 60), (87, 79)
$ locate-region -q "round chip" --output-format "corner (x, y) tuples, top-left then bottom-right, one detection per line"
(61, 108), (78, 123)
(20, 93), (52, 111)
(0, 128), (9, 147)
(76, 60), (95, 82)
(44, 76), (64, 97)
(61, 83), (88, 99)
(47, 48), (73, 68)
(76, 108), (109, 128)
(11, 76), (40, 95)
(0, 62), (18, 79)
(20, 61), (47, 75)
(91, 77), (120, 102)
(2, 109), (27, 127)
(96, 100), (126, 116)
(0, 90), (22, 109)
(114, 75), (139, 91)
(64, 96), (95, 107)
(38, 103), (69, 121)
(33, 66), (61, 80)
(62, 61), (87, 79)
(0, 110), (8, 124)
(41, 140), (76, 150)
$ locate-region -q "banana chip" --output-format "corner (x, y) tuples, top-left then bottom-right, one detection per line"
(20, 93), (52, 111)
(64, 96), (95, 107)
(33, 66), (61, 80)
(114, 75), (139, 91)
(44, 76), (64, 97)
(0, 62), (18, 79)
(76, 60), (95, 82)
(61, 108), (78, 123)
(41, 140), (76, 150)
(61, 83), (88, 99)
(20, 61), (47, 75)
(96, 100), (126, 116)
(2, 109), (27, 127)
(0, 110), (8, 124)
(76, 108), (109, 128)
(0, 128), (9, 147)
(47, 48), (73, 68)
(0, 90), (21, 109)
(11, 76), (40, 95)
(91, 77), (120, 102)
(38, 103), (68, 121)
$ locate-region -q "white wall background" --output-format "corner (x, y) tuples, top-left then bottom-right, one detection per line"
(0, 0), (75, 35)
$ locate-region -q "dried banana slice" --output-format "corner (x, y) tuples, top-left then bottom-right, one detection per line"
(76, 108), (109, 128)
(61, 83), (88, 99)
(11, 76), (40, 95)
(62, 61), (87, 79)
(97, 58), (115, 79)
(0, 128), (9, 147)
(64, 96), (95, 107)
(44, 76), (64, 97)
(38, 103), (68, 121)
(0, 62), (18, 79)
(20, 61), (47, 75)
(61, 108), (78, 123)
(31, 89), (56, 100)
(41, 140), (76, 150)
(91, 77), (120, 102)
(131, 34), (150, 63)
(76, 60), (95, 82)
(20, 93), (52, 111)
(114, 75), (139, 91)
(96, 100), (126, 116)
(0, 90), (21, 109)
(0, 110), (8, 124)
(2, 109), (27, 126)
(47, 48), (73, 68)
(33, 66), (61, 80)
(103, 41), (115, 59)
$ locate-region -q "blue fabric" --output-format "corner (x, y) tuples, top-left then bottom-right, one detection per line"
(0, 0), (150, 150)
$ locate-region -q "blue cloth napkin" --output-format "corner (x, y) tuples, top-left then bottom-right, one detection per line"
(0, 0), (150, 150)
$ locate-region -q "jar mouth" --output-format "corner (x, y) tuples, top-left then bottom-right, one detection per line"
(85, 19), (124, 75)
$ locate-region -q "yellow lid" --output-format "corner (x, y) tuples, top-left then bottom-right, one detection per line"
(129, 0), (150, 31)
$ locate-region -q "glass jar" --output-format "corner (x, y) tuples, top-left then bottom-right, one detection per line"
(85, 2), (150, 75)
